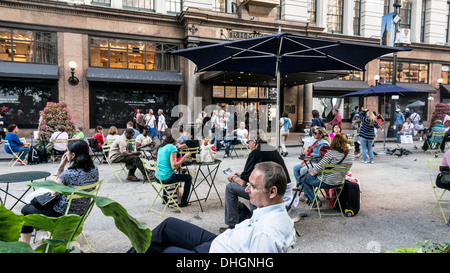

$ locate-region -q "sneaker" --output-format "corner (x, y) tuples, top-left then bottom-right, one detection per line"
(419, 137), (423, 141)
(370, 161), (374, 164)
(361, 161), (367, 164)
(16, 159), (25, 165)
(224, 154), (228, 158)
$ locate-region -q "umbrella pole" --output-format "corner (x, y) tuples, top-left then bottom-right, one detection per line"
(276, 69), (281, 152)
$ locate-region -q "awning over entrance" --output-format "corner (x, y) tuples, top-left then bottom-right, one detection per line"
(86, 67), (184, 85)
(313, 79), (369, 91)
(0, 62), (58, 79)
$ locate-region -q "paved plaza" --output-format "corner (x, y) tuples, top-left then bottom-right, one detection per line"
(1, 133), (449, 253)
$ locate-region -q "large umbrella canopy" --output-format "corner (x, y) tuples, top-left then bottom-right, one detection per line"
(168, 32), (410, 150)
(339, 83), (434, 98)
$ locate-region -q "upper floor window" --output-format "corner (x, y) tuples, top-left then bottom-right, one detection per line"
(384, 0), (391, 15)
(213, 0), (227, 13)
(353, 0), (361, 35)
(89, 37), (179, 72)
(442, 65), (449, 85)
(166, 0), (181, 13)
(327, 0), (344, 33)
(420, 0), (427, 42)
(380, 60), (428, 84)
(307, 0), (317, 23)
(399, 0), (412, 29)
(91, 0), (111, 6)
(0, 28), (57, 64)
(123, 0), (154, 11)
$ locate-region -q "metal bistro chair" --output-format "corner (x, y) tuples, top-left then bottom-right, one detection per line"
(426, 158), (450, 224)
(141, 158), (183, 217)
(178, 147), (200, 177)
(3, 140), (27, 167)
(65, 179), (104, 252)
(51, 139), (68, 162)
(426, 132), (445, 154)
(310, 163), (352, 218)
(102, 145), (126, 183)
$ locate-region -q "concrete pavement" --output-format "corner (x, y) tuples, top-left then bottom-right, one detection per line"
(0, 134), (449, 253)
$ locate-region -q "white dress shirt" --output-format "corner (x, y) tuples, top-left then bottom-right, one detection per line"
(209, 203), (296, 253)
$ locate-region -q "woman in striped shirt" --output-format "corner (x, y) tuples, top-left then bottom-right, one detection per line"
(303, 134), (354, 207)
(359, 110), (380, 164)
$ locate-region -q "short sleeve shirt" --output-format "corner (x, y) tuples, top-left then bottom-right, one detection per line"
(156, 144), (177, 181)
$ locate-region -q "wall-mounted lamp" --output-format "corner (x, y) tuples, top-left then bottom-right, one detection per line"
(436, 77), (444, 91)
(374, 74), (380, 86)
(68, 61), (79, 86)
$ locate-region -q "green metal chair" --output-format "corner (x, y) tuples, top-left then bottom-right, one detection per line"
(310, 163), (352, 218)
(141, 158), (183, 217)
(65, 179), (104, 252)
(426, 132), (445, 154)
(3, 140), (27, 167)
(426, 158), (450, 224)
(102, 145), (126, 183)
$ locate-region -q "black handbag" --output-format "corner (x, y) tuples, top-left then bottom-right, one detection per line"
(31, 192), (58, 210)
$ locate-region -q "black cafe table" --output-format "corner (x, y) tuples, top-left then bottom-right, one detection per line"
(182, 159), (222, 212)
(0, 171), (51, 210)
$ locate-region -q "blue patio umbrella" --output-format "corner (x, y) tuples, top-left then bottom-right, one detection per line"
(168, 32), (410, 150)
(339, 83), (433, 98)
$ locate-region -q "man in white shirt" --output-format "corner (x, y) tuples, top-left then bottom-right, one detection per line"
(139, 161), (296, 253)
(144, 108), (157, 142)
(157, 109), (166, 141)
(397, 117), (414, 143)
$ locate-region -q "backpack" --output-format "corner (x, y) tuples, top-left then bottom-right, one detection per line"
(87, 138), (99, 152)
(27, 146), (40, 164)
(37, 147), (48, 163)
(336, 179), (361, 217)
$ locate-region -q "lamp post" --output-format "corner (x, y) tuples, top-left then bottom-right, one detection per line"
(388, 0), (402, 138)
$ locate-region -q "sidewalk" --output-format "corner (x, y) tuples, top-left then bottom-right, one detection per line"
(1, 134), (448, 253)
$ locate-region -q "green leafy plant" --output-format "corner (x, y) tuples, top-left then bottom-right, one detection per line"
(0, 180), (151, 253)
(384, 240), (450, 253)
(37, 101), (76, 147)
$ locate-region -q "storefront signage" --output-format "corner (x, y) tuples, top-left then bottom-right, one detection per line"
(227, 30), (265, 40)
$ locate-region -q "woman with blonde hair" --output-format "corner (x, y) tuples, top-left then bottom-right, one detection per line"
(359, 109), (380, 163)
(106, 126), (120, 144)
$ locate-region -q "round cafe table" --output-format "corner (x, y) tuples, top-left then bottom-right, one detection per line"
(0, 171), (51, 210)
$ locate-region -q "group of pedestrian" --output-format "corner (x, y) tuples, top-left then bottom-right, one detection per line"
(134, 108), (167, 142)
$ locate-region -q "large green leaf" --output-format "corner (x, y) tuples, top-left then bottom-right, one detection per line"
(24, 213), (83, 243)
(30, 180), (152, 253)
(0, 241), (35, 253)
(0, 204), (24, 242)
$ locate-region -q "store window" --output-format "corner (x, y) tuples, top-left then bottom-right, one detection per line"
(338, 70), (364, 81)
(123, 0), (154, 11)
(327, 0), (344, 33)
(379, 95), (427, 121)
(312, 96), (359, 122)
(0, 28), (57, 64)
(379, 60), (428, 83)
(0, 79), (58, 128)
(90, 82), (178, 128)
(92, 0), (111, 6)
(89, 37), (179, 71)
(442, 65), (449, 84)
(213, 86), (276, 100)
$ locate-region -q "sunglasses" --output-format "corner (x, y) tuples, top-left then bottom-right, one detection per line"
(313, 132), (319, 135)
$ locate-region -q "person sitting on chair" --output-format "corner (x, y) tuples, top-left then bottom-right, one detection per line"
(422, 120), (445, 152)
(220, 130), (293, 233)
(20, 140), (99, 245)
(130, 161), (296, 253)
(223, 121), (249, 158)
(4, 124), (30, 164)
(108, 128), (148, 182)
(302, 134), (354, 207)
(49, 125), (69, 155)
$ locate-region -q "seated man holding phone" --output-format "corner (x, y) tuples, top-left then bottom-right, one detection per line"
(221, 130), (292, 233)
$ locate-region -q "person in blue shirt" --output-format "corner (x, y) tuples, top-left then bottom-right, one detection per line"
(4, 124), (30, 163)
(156, 128), (192, 207)
(394, 108), (405, 131)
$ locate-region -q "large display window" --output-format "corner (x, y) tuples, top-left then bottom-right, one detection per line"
(0, 79), (58, 128)
(89, 82), (178, 128)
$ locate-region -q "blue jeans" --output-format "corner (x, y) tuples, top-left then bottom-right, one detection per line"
(360, 137), (374, 162)
(224, 138), (241, 156)
(7, 147), (30, 161)
(158, 173), (192, 207)
(293, 162), (317, 185)
(303, 173), (339, 201)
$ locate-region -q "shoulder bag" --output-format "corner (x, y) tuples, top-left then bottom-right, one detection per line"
(30, 192), (59, 210)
